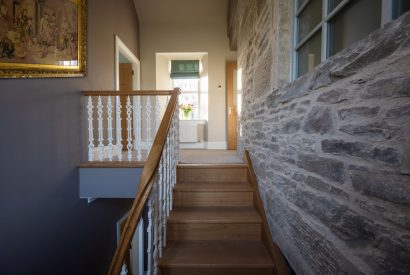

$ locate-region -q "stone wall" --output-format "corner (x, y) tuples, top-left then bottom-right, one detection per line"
(233, 1), (410, 274)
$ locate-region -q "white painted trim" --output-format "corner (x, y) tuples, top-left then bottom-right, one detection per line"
(292, 0), (388, 78)
(114, 35), (141, 91)
(87, 198), (97, 203)
(291, 0), (298, 80)
(321, 0), (329, 61)
(116, 212), (130, 245)
(289, 0), (296, 81)
(116, 212), (144, 275)
(130, 219), (144, 275)
(382, 0), (394, 26)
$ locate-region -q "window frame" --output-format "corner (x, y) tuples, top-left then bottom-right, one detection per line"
(292, 0), (398, 80)
(172, 78), (201, 120)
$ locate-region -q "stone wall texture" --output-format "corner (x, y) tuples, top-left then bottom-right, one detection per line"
(233, 1), (410, 274)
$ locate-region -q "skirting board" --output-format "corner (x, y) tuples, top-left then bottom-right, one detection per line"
(179, 141), (227, 150)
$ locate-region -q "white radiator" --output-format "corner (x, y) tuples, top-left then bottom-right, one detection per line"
(179, 120), (206, 142)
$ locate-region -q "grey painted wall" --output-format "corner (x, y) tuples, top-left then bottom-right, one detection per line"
(0, 0), (140, 274)
(232, 1), (410, 274)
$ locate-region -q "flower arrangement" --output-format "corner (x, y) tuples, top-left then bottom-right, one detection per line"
(179, 103), (194, 119)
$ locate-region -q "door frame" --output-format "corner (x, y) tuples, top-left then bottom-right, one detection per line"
(114, 35), (141, 151)
(114, 35), (141, 91)
(117, 212), (144, 275)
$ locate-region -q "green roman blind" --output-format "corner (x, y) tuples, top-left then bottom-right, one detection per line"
(170, 60), (200, 79)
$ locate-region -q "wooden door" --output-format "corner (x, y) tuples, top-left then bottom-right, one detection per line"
(119, 63), (133, 150)
(226, 61), (238, 150)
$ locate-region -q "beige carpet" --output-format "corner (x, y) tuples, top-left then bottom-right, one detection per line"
(179, 149), (244, 164)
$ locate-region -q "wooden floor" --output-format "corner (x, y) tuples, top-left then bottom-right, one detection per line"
(159, 161), (276, 275)
(79, 149), (148, 168)
(179, 149), (244, 164)
(80, 149), (242, 168)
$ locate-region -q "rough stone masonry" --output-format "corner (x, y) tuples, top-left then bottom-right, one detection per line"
(232, 1), (410, 274)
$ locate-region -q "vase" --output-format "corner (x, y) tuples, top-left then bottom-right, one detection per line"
(182, 111), (191, 120)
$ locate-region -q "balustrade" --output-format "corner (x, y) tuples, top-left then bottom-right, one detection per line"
(84, 91), (173, 162)
(85, 89), (180, 275)
(143, 101), (178, 274)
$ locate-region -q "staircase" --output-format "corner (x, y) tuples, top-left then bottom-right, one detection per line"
(159, 163), (277, 275)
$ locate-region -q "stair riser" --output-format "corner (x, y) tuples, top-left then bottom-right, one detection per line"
(177, 167), (247, 183)
(161, 268), (274, 275)
(168, 223), (261, 241)
(173, 191), (253, 207)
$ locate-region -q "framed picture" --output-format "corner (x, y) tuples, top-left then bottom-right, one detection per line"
(0, 0), (86, 78)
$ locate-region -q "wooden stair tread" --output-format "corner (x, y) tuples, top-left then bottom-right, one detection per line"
(160, 240), (274, 268)
(177, 163), (248, 168)
(174, 182), (253, 192)
(168, 207), (262, 224)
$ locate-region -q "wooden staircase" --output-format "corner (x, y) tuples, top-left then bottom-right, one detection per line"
(159, 162), (286, 275)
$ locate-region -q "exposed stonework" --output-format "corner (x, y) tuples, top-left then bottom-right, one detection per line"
(232, 1), (410, 274)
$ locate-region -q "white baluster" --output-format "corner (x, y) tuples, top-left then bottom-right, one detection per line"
(136, 96), (142, 161)
(126, 96), (133, 161)
(107, 96), (114, 161)
(176, 98), (180, 163)
(147, 198), (154, 275)
(87, 96), (94, 161)
(158, 158), (163, 257)
(153, 181), (159, 275)
(162, 147), (168, 247)
(155, 96), (160, 131)
(116, 96), (123, 161)
(170, 126), (174, 211)
(146, 96), (152, 151)
(120, 263), (127, 275)
(174, 109), (179, 183)
(166, 135), (171, 217)
(97, 96), (104, 161)
(133, 96), (142, 161)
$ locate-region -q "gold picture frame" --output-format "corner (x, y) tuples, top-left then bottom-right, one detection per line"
(0, 0), (86, 78)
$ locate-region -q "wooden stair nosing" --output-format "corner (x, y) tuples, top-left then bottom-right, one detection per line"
(168, 207), (262, 224)
(177, 163), (248, 169)
(159, 240), (275, 269)
(173, 192), (254, 207)
(173, 182), (253, 192)
(167, 223), (262, 241)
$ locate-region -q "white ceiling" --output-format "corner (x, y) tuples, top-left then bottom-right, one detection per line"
(133, 0), (228, 24)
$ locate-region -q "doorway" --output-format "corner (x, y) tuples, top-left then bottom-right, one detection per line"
(115, 35), (140, 91)
(156, 52), (209, 149)
(115, 35), (141, 151)
(226, 61), (238, 150)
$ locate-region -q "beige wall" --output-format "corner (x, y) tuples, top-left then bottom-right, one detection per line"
(155, 54), (172, 90)
(139, 19), (236, 147)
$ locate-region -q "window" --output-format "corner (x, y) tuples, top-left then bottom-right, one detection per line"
(328, 0), (381, 56)
(170, 60), (202, 120)
(392, 0), (410, 19)
(173, 78), (200, 120)
(294, 0), (387, 78)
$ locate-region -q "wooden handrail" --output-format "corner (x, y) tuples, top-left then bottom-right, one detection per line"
(107, 88), (180, 275)
(83, 90), (175, 96)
